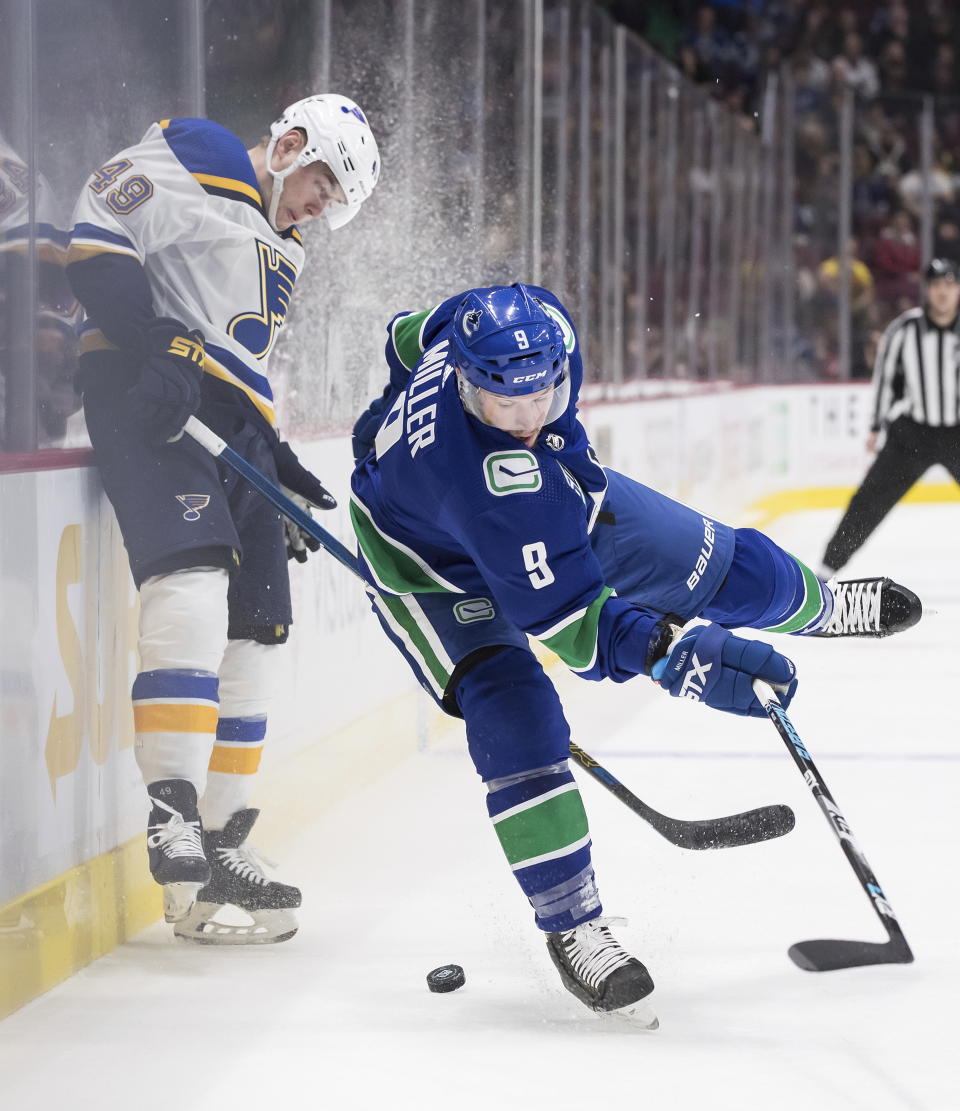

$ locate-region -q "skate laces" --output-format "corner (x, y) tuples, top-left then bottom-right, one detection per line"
(826, 578), (882, 635)
(147, 797), (204, 859)
(560, 916), (633, 991)
(216, 844), (275, 886)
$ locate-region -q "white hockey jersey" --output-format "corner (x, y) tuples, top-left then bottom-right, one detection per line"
(68, 117), (305, 427)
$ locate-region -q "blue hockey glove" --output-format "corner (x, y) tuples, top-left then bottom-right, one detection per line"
(129, 318), (205, 445)
(273, 440), (337, 563)
(352, 385), (399, 463)
(651, 622), (797, 718)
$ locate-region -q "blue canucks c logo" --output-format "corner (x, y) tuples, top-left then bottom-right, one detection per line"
(228, 240), (298, 359)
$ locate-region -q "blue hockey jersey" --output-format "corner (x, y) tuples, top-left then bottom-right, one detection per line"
(350, 286), (665, 683)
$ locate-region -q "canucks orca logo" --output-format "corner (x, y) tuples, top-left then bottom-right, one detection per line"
(462, 309), (483, 337)
(228, 240), (298, 359)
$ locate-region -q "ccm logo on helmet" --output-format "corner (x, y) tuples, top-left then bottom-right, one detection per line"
(518, 371), (548, 383)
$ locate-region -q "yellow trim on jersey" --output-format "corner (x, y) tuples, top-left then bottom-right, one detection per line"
(0, 240), (67, 264)
(287, 228), (303, 246)
(79, 329), (119, 354)
(158, 118), (171, 129)
(202, 352), (277, 426)
(192, 172), (263, 206)
(66, 241), (140, 264)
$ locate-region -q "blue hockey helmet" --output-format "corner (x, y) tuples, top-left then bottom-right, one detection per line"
(451, 284), (568, 397)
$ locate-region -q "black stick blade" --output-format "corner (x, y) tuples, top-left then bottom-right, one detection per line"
(789, 937), (915, 972)
(674, 803), (796, 850)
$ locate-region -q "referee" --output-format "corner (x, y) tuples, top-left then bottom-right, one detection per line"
(820, 256), (960, 576)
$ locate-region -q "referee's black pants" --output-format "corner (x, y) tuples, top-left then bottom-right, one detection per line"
(823, 416), (960, 572)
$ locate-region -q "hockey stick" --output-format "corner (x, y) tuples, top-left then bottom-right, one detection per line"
(569, 743), (795, 850)
(182, 416), (794, 852)
(183, 417), (365, 582)
(753, 679), (914, 971)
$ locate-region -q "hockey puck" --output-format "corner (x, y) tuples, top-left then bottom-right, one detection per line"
(426, 964), (465, 993)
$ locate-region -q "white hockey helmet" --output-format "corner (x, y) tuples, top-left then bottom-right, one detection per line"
(265, 93), (380, 231)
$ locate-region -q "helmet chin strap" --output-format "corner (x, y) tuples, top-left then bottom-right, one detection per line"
(265, 150), (289, 230)
(264, 135), (303, 231)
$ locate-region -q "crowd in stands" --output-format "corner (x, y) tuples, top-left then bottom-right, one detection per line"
(601, 0), (960, 378)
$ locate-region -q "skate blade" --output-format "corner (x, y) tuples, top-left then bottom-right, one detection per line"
(173, 902), (298, 946)
(604, 998), (660, 1031)
(162, 882), (204, 923)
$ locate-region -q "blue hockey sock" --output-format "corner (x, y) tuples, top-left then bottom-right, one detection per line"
(486, 763), (601, 932)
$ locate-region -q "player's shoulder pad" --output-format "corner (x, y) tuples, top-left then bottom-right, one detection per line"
(159, 118), (263, 214)
(386, 292), (469, 371)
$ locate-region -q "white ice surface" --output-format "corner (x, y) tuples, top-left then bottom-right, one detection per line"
(1, 504), (956, 1111)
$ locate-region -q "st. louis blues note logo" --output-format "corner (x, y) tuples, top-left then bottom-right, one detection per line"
(228, 240), (298, 359)
(176, 494), (210, 521)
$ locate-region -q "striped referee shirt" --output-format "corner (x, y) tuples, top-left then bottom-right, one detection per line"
(870, 307), (960, 430)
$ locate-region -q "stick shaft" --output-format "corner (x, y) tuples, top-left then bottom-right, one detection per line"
(183, 416), (365, 581)
(753, 680), (912, 953)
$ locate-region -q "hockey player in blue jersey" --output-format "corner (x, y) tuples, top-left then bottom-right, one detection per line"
(66, 95), (380, 943)
(350, 283), (921, 1021)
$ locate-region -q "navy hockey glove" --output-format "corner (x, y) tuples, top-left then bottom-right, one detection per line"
(352, 385), (398, 463)
(273, 440), (337, 563)
(651, 622), (797, 718)
(129, 318), (205, 445)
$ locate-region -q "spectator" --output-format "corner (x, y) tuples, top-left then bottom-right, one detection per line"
(683, 6), (736, 86)
(832, 32), (880, 100)
(792, 43), (832, 115)
(871, 208), (922, 312)
(934, 206), (960, 261)
(930, 42), (959, 98)
(851, 144), (897, 236)
(877, 39), (910, 95)
(897, 154), (955, 221)
(813, 236), (875, 378)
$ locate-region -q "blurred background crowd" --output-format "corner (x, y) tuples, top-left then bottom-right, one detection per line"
(601, 0), (960, 378)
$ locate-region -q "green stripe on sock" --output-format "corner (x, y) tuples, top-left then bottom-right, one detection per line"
(765, 557), (825, 634)
(494, 788), (590, 868)
(539, 588), (614, 671)
(391, 309), (434, 370)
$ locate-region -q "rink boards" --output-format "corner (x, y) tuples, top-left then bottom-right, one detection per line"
(1, 381), (957, 1017)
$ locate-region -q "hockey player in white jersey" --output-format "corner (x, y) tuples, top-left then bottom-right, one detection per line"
(66, 95), (380, 942)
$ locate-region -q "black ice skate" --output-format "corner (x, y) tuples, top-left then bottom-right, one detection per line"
(173, 808), (300, 945)
(546, 917), (658, 1028)
(814, 576), (922, 638)
(146, 779), (211, 923)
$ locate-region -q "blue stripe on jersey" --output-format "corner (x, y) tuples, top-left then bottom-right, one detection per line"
(70, 222), (137, 252)
(206, 340), (274, 401)
(215, 715), (267, 743)
(160, 118), (260, 195)
(131, 668), (219, 701)
(3, 222), (70, 249)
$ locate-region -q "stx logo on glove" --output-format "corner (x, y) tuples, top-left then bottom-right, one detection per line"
(678, 651), (713, 701)
(167, 335), (205, 364)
